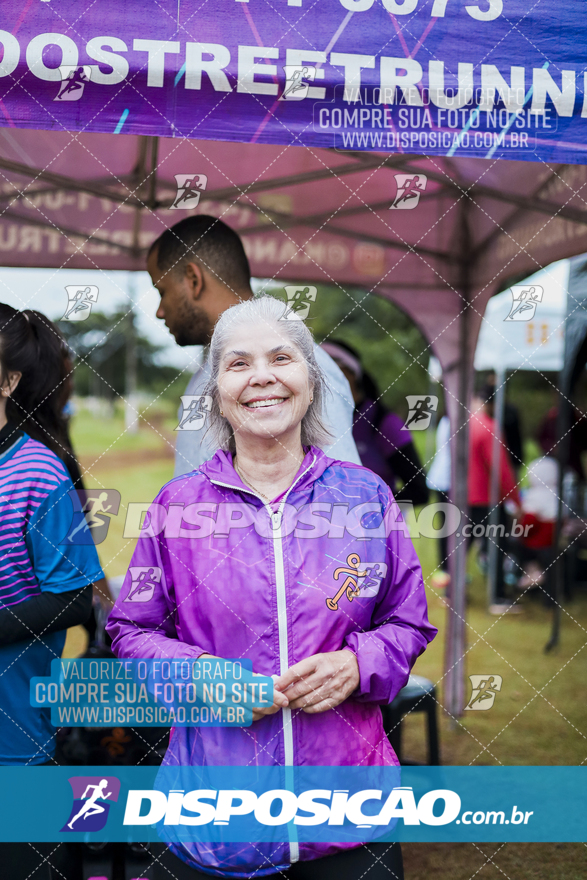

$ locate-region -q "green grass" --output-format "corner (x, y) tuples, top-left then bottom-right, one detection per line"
(402, 842), (587, 879)
(409, 576), (587, 767)
(88, 460), (175, 577)
(70, 408), (175, 577)
(69, 400), (178, 457)
(406, 431), (587, 767)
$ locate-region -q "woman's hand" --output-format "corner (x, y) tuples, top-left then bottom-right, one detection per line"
(198, 655), (289, 722)
(252, 682), (289, 722)
(274, 651), (360, 714)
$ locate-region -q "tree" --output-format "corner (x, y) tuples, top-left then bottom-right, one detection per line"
(60, 310), (181, 399)
(265, 284), (435, 414)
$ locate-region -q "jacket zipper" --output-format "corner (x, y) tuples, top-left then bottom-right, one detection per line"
(210, 455), (316, 865)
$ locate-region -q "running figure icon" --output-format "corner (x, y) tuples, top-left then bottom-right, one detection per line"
(467, 676), (500, 708)
(392, 176), (422, 207)
(403, 395), (438, 430)
(170, 174), (208, 209)
(464, 674), (503, 710)
(505, 285), (543, 322)
(282, 67), (309, 98)
(67, 779), (112, 830)
(390, 173), (428, 209)
(174, 177), (204, 208)
(280, 65), (316, 101)
(176, 395), (213, 431)
(67, 492), (112, 543)
(126, 567), (159, 601)
(63, 287), (93, 319)
(55, 67), (89, 101)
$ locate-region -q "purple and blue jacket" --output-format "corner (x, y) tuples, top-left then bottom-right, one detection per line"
(106, 447), (437, 876)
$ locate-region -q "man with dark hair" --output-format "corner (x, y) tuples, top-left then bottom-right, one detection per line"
(148, 215), (360, 475)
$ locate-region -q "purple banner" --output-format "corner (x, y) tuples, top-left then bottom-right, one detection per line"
(0, 1), (586, 163)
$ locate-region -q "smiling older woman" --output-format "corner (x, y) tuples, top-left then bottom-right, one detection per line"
(107, 296), (437, 880)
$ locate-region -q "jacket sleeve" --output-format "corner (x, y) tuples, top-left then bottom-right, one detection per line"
(343, 496), (438, 704)
(0, 585), (92, 647)
(105, 505), (207, 660)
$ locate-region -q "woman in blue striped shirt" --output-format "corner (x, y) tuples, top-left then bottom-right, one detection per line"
(0, 305), (104, 879)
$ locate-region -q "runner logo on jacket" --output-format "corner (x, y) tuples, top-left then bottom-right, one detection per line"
(327, 553), (367, 610)
(125, 567), (162, 602)
(327, 556), (389, 610)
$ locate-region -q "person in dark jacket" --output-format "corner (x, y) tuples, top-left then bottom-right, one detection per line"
(483, 371), (524, 478)
(321, 340), (429, 506)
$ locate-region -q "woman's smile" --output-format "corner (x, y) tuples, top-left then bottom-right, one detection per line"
(241, 396), (289, 410)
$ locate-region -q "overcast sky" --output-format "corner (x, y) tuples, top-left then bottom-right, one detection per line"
(0, 262), (565, 372)
(0, 267), (202, 371)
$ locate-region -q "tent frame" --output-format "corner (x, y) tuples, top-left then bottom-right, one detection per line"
(4, 126), (587, 718)
(2, 141), (587, 270)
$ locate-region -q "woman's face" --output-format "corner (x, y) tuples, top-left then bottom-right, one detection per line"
(217, 321), (312, 447)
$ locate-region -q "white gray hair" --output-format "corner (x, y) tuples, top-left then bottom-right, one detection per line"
(203, 295), (333, 453)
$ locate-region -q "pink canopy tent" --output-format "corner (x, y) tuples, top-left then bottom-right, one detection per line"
(2, 130), (587, 715)
(3, 0), (587, 717)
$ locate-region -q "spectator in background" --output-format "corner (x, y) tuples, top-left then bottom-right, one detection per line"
(538, 398), (587, 481)
(468, 390), (521, 614)
(427, 414), (451, 589)
(483, 371), (524, 479)
(513, 456), (558, 592)
(321, 340), (429, 506)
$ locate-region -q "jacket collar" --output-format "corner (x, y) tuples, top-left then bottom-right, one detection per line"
(199, 445), (331, 497)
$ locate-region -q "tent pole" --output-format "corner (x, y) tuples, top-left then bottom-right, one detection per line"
(124, 272), (139, 434)
(148, 137), (159, 208)
(546, 354), (572, 651)
(445, 294), (470, 720)
(487, 367), (507, 607)
(425, 360), (439, 467)
(444, 217), (471, 721)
